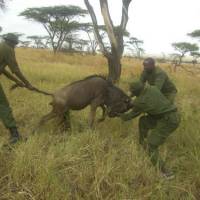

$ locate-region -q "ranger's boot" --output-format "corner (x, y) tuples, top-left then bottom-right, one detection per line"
(8, 127), (21, 144)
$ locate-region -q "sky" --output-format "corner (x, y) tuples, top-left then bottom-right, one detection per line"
(0, 0), (200, 55)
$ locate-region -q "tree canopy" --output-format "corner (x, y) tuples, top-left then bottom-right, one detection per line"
(126, 37), (144, 58)
(172, 42), (199, 55)
(188, 30), (200, 39)
(27, 35), (50, 48)
(20, 5), (88, 53)
(171, 42), (199, 66)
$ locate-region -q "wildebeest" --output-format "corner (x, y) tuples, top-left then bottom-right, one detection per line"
(37, 75), (133, 131)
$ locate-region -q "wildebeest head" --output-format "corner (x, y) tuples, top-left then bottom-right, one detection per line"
(106, 85), (133, 117)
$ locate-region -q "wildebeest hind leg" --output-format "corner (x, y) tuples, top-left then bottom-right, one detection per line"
(57, 110), (71, 132)
(33, 111), (56, 134)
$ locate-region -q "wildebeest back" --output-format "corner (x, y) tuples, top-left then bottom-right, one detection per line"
(52, 76), (108, 110)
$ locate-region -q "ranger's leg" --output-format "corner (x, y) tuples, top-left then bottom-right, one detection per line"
(0, 83), (20, 143)
(147, 111), (180, 171)
(139, 115), (156, 145)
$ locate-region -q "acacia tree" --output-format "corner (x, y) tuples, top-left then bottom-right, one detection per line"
(188, 30), (200, 41)
(27, 35), (50, 48)
(190, 51), (200, 66)
(81, 23), (107, 55)
(62, 33), (79, 51)
(20, 6), (88, 53)
(172, 42), (199, 65)
(19, 40), (31, 48)
(187, 30), (200, 65)
(171, 42), (199, 72)
(126, 37), (144, 59)
(84, 0), (132, 82)
(74, 39), (89, 52)
(1, 32), (24, 38)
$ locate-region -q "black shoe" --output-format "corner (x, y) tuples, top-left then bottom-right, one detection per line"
(8, 127), (21, 144)
(160, 168), (175, 180)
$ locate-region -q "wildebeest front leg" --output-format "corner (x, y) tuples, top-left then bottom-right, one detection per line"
(89, 104), (97, 128)
(97, 105), (107, 123)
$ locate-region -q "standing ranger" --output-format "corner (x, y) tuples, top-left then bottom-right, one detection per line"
(140, 57), (177, 103)
(0, 33), (34, 143)
(120, 80), (180, 178)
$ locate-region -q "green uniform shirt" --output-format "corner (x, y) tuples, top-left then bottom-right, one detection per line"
(140, 67), (177, 95)
(122, 86), (177, 120)
(0, 42), (20, 75)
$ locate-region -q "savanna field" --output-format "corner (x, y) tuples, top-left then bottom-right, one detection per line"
(0, 48), (200, 200)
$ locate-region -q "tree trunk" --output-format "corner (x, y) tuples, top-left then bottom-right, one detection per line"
(178, 56), (182, 66)
(107, 54), (121, 82)
(84, 0), (132, 82)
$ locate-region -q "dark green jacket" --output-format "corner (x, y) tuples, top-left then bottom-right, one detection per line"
(121, 86), (177, 121)
(140, 67), (177, 95)
(0, 42), (20, 75)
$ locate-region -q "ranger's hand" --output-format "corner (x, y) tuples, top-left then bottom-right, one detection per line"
(10, 82), (25, 91)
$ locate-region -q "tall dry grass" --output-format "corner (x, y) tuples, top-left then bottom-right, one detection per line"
(0, 48), (200, 200)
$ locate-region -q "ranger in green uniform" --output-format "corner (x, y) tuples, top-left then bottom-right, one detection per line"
(140, 57), (177, 103)
(0, 33), (34, 143)
(120, 80), (180, 176)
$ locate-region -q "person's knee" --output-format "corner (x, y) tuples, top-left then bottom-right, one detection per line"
(0, 105), (13, 118)
(0, 106), (16, 127)
(147, 133), (164, 149)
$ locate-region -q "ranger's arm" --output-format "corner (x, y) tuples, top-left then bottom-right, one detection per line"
(2, 69), (25, 87)
(120, 107), (142, 121)
(6, 49), (34, 89)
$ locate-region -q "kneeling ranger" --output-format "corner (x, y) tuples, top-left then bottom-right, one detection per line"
(0, 33), (35, 144)
(120, 80), (180, 177)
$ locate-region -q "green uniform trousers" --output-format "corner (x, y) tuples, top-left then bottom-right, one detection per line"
(139, 110), (180, 169)
(0, 83), (16, 128)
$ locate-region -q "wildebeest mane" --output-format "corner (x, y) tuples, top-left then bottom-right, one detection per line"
(68, 74), (113, 86)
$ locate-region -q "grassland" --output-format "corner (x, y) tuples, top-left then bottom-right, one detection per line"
(0, 48), (200, 200)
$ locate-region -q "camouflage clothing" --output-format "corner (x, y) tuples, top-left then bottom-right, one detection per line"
(140, 67), (177, 103)
(121, 85), (180, 169)
(0, 42), (20, 74)
(0, 42), (19, 128)
(0, 83), (16, 128)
